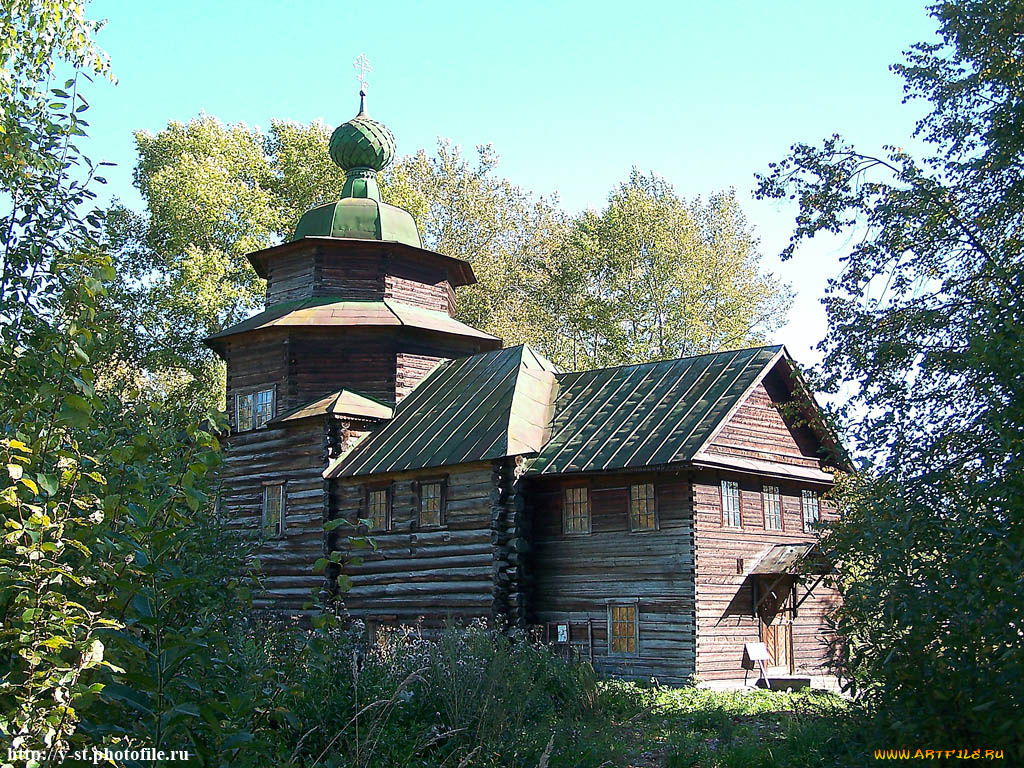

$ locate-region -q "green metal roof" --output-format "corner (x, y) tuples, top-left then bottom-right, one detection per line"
(326, 344), (791, 480)
(291, 198), (422, 247)
(528, 345), (784, 475)
(329, 95), (396, 175)
(289, 90), (421, 247)
(327, 344), (559, 478)
(269, 388), (394, 425)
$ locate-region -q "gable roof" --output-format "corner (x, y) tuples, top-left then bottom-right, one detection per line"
(269, 388), (394, 425)
(527, 345), (784, 475)
(326, 344), (559, 478)
(326, 343), (846, 482)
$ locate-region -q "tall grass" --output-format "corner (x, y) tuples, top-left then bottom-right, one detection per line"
(229, 619), (619, 767)
(226, 619), (866, 767)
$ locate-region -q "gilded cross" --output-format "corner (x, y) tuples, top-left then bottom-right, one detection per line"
(353, 53), (373, 92)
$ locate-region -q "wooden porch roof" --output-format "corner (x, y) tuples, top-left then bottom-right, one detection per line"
(269, 388), (394, 425)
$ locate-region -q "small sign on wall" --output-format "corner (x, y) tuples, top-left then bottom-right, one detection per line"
(556, 623), (569, 643)
(745, 642), (770, 662)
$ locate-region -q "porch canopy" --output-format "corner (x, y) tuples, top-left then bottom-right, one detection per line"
(749, 543), (834, 617)
(750, 543), (833, 576)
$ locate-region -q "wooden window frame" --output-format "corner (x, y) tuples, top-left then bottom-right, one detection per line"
(364, 483), (392, 532)
(235, 384), (276, 432)
(762, 484), (783, 530)
(561, 483), (591, 536)
(607, 599), (639, 657)
(628, 482), (658, 532)
(801, 489), (820, 532)
(416, 477), (447, 528)
(262, 480), (285, 539)
(720, 479), (742, 528)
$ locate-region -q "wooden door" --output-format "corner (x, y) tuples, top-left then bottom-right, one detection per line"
(757, 577), (793, 672)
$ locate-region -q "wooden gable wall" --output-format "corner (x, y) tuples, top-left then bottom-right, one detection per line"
(704, 379), (823, 470)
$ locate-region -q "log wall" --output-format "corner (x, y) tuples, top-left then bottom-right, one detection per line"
(329, 462), (500, 626)
(220, 418), (329, 615)
(224, 332), (289, 431)
(264, 243), (454, 315)
(227, 329), (484, 417)
(524, 471), (696, 685)
(265, 248), (316, 305)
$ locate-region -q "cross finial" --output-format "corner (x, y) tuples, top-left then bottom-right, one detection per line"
(353, 53), (372, 93)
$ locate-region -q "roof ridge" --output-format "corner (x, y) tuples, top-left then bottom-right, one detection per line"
(556, 344), (784, 378)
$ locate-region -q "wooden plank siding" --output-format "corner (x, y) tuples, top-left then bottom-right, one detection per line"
(524, 471), (697, 685)
(329, 462), (502, 626)
(219, 419), (329, 614)
(704, 380), (824, 469)
(692, 471), (840, 680)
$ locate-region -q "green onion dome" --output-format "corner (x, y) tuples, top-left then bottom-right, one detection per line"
(328, 91), (396, 173)
(291, 90), (421, 248)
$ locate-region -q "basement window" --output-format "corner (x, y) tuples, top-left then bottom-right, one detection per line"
(236, 387), (275, 431)
(762, 485), (782, 530)
(802, 489), (820, 531)
(366, 486), (391, 531)
(608, 601), (638, 655)
(629, 483), (657, 531)
(563, 486), (591, 534)
(721, 479), (741, 527)
(262, 482), (285, 539)
(418, 480), (446, 527)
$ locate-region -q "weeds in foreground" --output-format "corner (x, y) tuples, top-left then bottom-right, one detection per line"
(233, 620), (867, 768)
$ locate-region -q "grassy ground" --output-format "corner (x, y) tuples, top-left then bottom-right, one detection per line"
(590, 682), (869, 768)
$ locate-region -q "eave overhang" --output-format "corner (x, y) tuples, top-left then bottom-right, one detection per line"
(203, 297), (502, 356)
(245, 236), (477, 287)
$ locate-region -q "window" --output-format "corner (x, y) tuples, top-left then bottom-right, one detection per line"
(366, 486), (391, 531)
(721, 480), (741, 527)
(802, 489), (820, 531)
(629, 483), (656, 531)
(262, 483), (284, 539)
(763, 485), (782, 530)
(563, 486), (590, 534)
(236, 387), (275, 431)
(608, 602), (638, 655)
(418, 480), (445, 527)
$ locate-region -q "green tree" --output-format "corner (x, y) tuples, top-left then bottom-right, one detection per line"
(0, 2), (259, 759)
(545, 170), (792, 369)
(757, 0), (1024, 755)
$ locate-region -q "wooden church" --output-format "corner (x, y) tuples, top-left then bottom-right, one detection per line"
(206, 87), (849, 685)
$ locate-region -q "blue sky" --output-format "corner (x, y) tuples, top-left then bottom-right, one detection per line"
(85, 0), (938, 363)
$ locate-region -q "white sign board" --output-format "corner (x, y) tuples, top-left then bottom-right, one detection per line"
(556, 624), (569, 643)
(745, 642), (770, 662)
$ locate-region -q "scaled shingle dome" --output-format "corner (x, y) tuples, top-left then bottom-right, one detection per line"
(329, 108), (395, 172)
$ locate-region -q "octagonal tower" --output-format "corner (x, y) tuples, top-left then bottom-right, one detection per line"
(205, 89), (501, 612)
